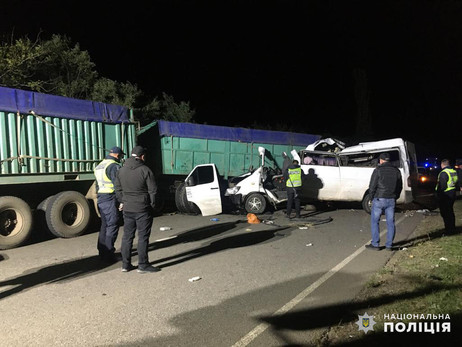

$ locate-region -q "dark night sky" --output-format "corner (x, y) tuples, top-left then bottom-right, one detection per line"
(1, 0), (462, 161)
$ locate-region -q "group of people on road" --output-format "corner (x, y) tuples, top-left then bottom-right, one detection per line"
(365, 154), (459, 252)
(94, 145), (160, 273)
(283, 151), (459, 252)
(95, 144), (459, 272)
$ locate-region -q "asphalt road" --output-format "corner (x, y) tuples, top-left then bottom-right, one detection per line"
(0, 206), (424, 346)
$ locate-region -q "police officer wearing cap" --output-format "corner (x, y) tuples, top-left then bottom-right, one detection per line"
(115, 145), (159, 273)
(94, 146), (125, 262)
(435, 159), (459, 234)
(366, 152), (402, 251)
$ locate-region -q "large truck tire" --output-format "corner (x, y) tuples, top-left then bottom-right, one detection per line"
(45, 191), (91, 238)
(362, 193), (372, 214)
(175, 183), (189, 213)
(0, 196), (33, 250)
(245, 193), (267, 214)
(175, 183), (200, 215)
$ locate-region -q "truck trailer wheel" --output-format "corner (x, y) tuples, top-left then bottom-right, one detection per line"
(362, 193), (372, 214)
(175, 182), (200, 215)
(45, 191), (91, 238)
(0, 196), (33, 250)
(245, 193), (267, 214)
(175, 183), (189, 213)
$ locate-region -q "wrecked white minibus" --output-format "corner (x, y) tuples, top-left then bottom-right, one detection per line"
(179, 137), (419, 215)
(292, 137), (418, 213)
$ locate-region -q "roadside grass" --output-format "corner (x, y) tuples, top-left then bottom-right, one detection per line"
(317, 199), (462, 345)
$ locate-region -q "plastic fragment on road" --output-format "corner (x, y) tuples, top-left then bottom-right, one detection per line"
(299, 226), (308, 230)
(210, 218), (219, 221)
(159, 226), (172, 231)
(401, 247), (408, 251)
(189, 276), (201, 282)
(247, 213), (261, 224)
(306, 243), (313, 246)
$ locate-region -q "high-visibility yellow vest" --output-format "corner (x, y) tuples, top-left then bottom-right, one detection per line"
(94, 159), (118, 193)
(286, 167), (302, 188)
(436, 168), (458, 192)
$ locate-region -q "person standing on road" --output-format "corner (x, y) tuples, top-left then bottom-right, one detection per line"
(284, 159), (304, 219)
(115, 146), (159, 273)
(435, 159), (459, 234)
(366, 152), (402, 251)
(94, 146), (125, 263)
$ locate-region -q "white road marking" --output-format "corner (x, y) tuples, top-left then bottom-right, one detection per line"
(232, 214), (407, 347)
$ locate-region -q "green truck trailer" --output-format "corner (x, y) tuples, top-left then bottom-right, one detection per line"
(0, 87), (136, 249)
(0, 87), (320, 250)
(137, 120), (321, 212)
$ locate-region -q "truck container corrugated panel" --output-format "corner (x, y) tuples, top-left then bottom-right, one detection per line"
(138, 120), (320, 178)
(0, 111), (136, 184)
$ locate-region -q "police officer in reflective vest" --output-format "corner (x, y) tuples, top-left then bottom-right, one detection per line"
(435, 159), (459, 234)
(284, 159), (304, 219)
(94, 146), (125, 262)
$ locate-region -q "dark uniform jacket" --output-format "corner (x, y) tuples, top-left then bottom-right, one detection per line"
(115, 157), (157, 213)
(369, 162), (403, 199)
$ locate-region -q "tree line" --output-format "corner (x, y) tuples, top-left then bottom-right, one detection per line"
(0, 34), (195, 126)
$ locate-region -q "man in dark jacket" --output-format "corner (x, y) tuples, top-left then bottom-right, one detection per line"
(435, 159), (459, 234)
(366, 152), (402, 251)
(115, 146), (159, 273)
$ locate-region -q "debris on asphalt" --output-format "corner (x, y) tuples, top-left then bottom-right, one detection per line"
(401, 247), (408, 251)
(189, 276), (202, 282)
(210, 218), (220, 222)
(306, 243), (313, 247)
(416, 209), (430, 213)
(299, 226), (308, 229)
(159, 226), (172, 231)
(245, 228), (252, 232)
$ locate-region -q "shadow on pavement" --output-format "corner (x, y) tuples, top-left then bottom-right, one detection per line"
(152, 226), (291, 268)
(0, 255), (117, 300)
(258, 276), (461, 345)
(147, 221), (244, 252)
(115, 273), (461, 346)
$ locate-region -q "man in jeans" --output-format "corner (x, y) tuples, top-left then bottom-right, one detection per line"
(366, 152), (403, 251)
(115, 146), (159, 273)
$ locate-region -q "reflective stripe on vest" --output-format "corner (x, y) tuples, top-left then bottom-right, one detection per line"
(94, 159), (117, 193)
(436, 168), (458, 192)
(286, 167), (302, 187)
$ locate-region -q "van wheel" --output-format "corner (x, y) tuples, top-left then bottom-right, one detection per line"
(245, 193), (267, 214)
(0, 196), (33, 250)
(362, 193), (372, 214)
(45, 191), (91, 238)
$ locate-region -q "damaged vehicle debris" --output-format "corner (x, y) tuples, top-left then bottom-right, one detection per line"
(180, 147), (288, 216)
(178, 137), (419, 216)
(292, 137), (418, 213)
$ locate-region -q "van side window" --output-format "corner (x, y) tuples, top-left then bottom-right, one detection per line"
(191, 166), (215, 185)
(302, 152), (337, 166)
(341, 150), (401, 168)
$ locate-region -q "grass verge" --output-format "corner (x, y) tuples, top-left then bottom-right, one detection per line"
(317, 199), (462, 346)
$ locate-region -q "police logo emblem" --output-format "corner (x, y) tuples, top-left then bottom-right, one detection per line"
(356, 313), (376, 333)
